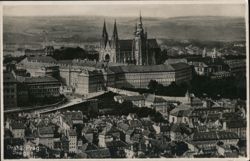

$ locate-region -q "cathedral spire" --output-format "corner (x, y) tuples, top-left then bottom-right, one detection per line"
(112, 19), (118, 40)
(111, 19), (119, 48)
(101, 19), (109, 47)
(139, 10), (142, 25)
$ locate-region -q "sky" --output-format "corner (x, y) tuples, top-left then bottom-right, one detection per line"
(3, 1), (246, 18)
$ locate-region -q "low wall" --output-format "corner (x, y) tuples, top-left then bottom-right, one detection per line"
(107, 87), (140, 96)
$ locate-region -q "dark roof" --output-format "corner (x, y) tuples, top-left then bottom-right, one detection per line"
(109, 64), (175, 73)
(85, 148), (111, 158)
(193, 131), (239, 141)
(122, 95), (145, 101)
(106, 140), (127, 148)
(227, 120), (246, 129)
(27, 56), (57, 63)
(38, 126), (54, 135)
(171, 62), (191, 71)
(119, 40), (133, 51)
(118, 39), (159, 52)
(69, 129), (77, 136)
(24, 76), (60, 84)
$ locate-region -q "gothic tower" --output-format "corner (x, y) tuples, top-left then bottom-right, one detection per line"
(110, 20), (119, 63)
(133, 12), (147, 65)
(99, 20), (118, 63)
(101, 20), (109, 48)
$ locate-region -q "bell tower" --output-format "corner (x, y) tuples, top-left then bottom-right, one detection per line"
(133, 12), (147, 65)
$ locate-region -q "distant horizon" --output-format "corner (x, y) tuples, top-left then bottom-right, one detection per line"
(3, 15), (245, 19)
(3, 3), (245, 18)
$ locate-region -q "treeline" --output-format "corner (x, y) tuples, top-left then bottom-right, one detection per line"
(124, 75), (246, 100)
(190, 75), (246, 100)
(52, 47), (99, 61)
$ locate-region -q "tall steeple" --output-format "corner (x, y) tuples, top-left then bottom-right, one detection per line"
(139, 10), (142, 25)
(101, 20), (109, 48)
(136, 11), (144, 34)
(111, 20), (119, 48)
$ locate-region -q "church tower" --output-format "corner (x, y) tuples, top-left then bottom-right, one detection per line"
(101, 20), (109, 48)
(110, 20), (120, 63)
(133, 12), (148, 65)
(111, 20), (119, 48)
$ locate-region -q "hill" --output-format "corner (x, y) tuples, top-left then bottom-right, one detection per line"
(3, 16), (246, 47)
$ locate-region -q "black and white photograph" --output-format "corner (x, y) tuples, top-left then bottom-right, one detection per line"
(1, 0), (249, 159)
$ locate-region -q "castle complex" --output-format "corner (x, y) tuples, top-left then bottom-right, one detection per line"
(5, 13), (192, 99)
(99, 14), (159, 65)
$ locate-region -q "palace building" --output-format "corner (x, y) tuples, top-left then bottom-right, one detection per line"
(99, 14), (159, 65)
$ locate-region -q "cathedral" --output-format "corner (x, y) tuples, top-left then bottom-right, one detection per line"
(99, 14), (159, 65)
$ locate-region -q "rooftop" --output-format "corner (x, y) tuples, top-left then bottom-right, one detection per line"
(24, 76), (60, 84)
(38, 126), (54, 136)
(27, 56), (57, 63)
(193, 131), (239, 141)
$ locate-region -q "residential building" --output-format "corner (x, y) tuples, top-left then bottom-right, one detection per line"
(68, 129), (77, 153)
(9, 121), (25, 138)
(24, 76), (61, 99)
(38, 126), (55, 149)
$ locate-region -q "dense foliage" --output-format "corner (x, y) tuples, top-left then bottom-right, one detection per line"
(52, 47), (98, 61)
(123, 75), (246, 100)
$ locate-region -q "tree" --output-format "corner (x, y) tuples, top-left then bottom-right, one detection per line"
(148, 80), (159, 92)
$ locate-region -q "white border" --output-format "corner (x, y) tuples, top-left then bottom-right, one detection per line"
(0, 1), (249, 161)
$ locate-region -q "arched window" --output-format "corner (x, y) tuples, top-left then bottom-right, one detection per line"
(105, 54), (110, 62)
